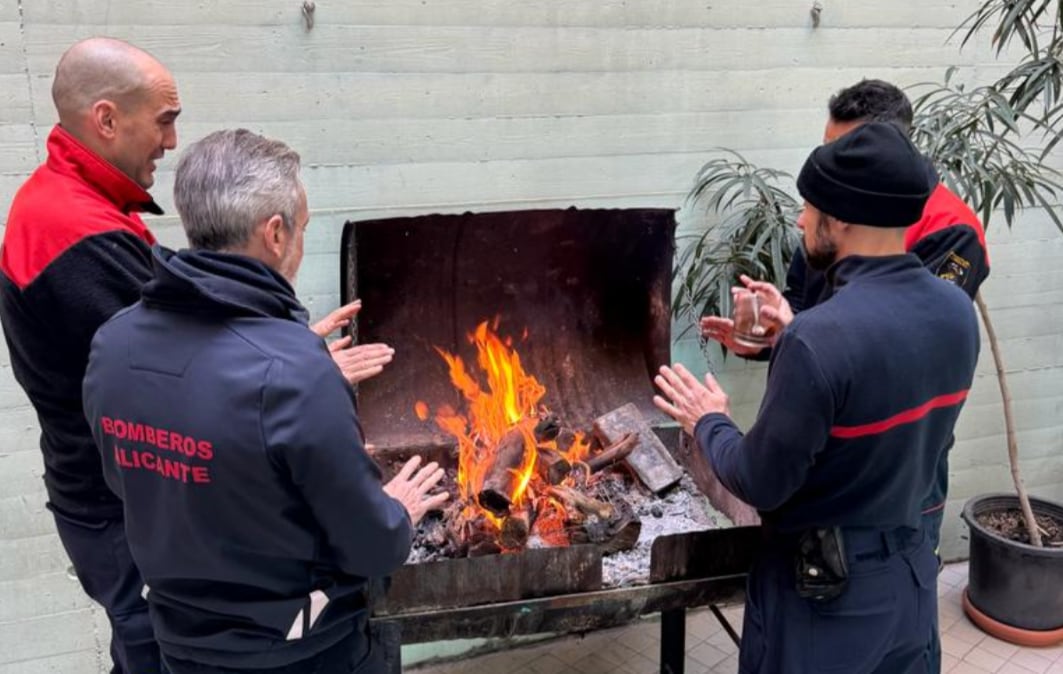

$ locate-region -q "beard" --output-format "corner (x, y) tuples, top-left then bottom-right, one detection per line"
(803, 216), (839, 271)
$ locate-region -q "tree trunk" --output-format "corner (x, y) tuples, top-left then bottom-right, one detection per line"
(976, 293), (1042, 547)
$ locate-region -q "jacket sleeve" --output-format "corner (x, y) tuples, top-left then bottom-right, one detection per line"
(908, 224), (990, 300)
(693, 330), (834, 511)
(262, 351), (413, 578)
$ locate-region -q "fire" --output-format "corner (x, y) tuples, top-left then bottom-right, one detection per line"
(416, 319), (588, 546)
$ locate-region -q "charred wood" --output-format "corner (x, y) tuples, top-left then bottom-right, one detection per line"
(536, 447), (572, 485)
(534, 415), (561, 443)
(478, 429), (529, 517)
(499, 507), (532, 549)
(548, 485), (614, 521)
(586, 432), (639, 473)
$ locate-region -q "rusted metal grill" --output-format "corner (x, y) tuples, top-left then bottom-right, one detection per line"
(340, 208), (758, 673)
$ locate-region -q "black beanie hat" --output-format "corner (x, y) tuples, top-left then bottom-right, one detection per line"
(796, 121), (938, 227)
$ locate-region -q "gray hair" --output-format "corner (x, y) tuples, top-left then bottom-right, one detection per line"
(174, 129), (303, 251)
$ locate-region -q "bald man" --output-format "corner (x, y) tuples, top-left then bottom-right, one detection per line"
(0, 38), (179, 673)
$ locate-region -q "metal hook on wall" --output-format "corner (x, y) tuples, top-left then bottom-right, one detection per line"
(302, 1), (316, 31)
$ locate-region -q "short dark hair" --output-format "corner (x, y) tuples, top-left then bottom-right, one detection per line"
(828, 79), (914, 134)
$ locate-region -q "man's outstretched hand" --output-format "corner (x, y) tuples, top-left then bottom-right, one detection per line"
(383, 456), (450, 526)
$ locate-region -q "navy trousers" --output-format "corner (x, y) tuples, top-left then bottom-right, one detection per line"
(922, 444), (952, 674)
(739, 528), (938, 674)
(50, 505), (163, 674)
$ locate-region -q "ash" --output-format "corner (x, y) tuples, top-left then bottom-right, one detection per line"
(600, 472), (729, 588)
(405, 471), (732, 587)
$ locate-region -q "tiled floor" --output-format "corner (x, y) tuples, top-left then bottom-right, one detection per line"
(410, 562), (1063, 673)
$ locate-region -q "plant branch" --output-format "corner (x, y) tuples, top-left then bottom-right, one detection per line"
(975, 292), (1043, 547)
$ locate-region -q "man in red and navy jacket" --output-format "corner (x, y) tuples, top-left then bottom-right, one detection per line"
(658, 122), (980, 673)
(0, 38), (180, 672)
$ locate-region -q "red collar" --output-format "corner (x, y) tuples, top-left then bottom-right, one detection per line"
(45, 125), (163, 216)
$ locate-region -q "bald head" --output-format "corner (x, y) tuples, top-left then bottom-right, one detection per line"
(53, 38), (162, 125)
(50, 38), (181, 189)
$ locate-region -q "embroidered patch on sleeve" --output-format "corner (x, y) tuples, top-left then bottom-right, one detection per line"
(937, 252), (971, 287)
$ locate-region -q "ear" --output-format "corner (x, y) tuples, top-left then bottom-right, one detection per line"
(89, 100), (120, 140)
(262, 214), (288, 259)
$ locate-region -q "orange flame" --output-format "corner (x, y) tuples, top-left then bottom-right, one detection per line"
(418, 320), (545, 512)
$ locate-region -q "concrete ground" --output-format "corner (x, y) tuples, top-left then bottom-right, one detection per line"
(410, 562), (1063, 674)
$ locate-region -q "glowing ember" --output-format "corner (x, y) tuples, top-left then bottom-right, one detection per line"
(416, 319), (590, 547)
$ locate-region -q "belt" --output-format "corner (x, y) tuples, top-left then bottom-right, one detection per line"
(761, 523), (922, 559)
(843, 527), (923, 561)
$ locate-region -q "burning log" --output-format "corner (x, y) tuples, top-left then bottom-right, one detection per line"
(586, 432), (638, 474)
(478, 429), (529, 517)
(499, 507), (532, 549)
(548, 485), (614, 521)
(556, 428), (577, 454)
(533, 414), (561, 442)
(536, 447), (571, 485)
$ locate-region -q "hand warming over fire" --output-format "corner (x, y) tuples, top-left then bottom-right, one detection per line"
(383, 456), (450, 526)
(328, 338), (395, 385)
(653, 364), (730, 436)
(311, 299), (362, 338)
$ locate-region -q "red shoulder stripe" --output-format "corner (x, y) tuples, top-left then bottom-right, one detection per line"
(829, 390), (969, 439)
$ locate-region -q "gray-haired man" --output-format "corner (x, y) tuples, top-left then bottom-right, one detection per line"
(83, 129), (447, 673)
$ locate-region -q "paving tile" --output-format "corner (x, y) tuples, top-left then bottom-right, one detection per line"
(685, 609), (723, 642)
(944, 633), (978, 660)
(964, 645), (1008, 672)
(980, 636), (1022, 660)
(1037, 645), (1063, 663)
(949, 619), (990, 647)
(952, 662), (995, 673)
(687, 641), (729, 669)
(999, 663), (1041, 674)
(1010, 651), (1056, 674)
(616, 652), (660, 674)
(616, 624), (661, 655)
(711, 654), (739, 673)
(518, 653), (581, 674)
(705, 629), (740, 656)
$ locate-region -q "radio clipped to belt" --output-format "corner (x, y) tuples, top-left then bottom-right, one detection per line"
(795, 526), (849, 602)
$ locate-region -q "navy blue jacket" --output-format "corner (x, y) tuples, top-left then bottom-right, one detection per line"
(696, 255), (979, 532)
(83, 248), (412, 668)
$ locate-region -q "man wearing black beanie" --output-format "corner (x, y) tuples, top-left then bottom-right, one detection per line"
(654, 122), (981, 673)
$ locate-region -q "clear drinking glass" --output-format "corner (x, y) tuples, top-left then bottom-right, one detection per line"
(732, 289), (772, 349)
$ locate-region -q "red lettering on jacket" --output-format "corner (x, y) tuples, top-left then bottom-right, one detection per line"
(102, 417), (115, 435)
(127, 423), (145, 443)
(191, 466), (211, 484)
(197, 441), (213, 461)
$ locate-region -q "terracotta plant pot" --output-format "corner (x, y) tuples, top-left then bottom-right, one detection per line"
(961, 494), (1063, 646)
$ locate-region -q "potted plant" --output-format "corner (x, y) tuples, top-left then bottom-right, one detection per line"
(921, 0), (1063, 645)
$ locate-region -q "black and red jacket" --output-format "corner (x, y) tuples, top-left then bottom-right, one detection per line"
(697, 255), (980, 532)
(785, 183), (990, 311)
(0, 125), (160, 520)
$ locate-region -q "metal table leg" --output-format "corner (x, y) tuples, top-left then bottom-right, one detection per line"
(660, 607), (686, 674)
